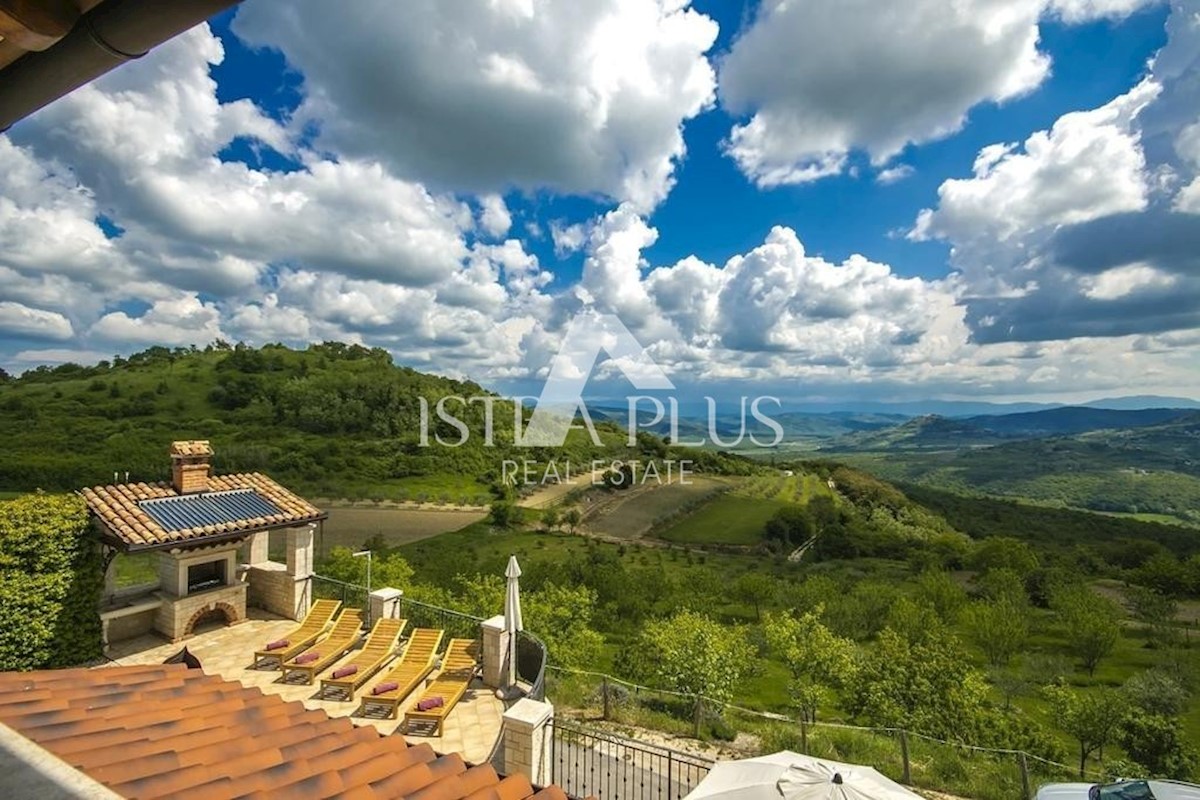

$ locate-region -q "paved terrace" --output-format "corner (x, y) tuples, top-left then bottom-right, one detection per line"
(102, 609), (505, 764)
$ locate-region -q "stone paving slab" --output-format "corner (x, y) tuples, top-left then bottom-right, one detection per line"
(102, 608), (503, 764)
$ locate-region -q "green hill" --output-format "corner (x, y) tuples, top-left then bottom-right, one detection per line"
(0, 342), (640, 501)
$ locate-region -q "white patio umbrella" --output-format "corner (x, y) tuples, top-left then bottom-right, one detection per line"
(684, 751), (923, 800)
(504, 555), (524, 691)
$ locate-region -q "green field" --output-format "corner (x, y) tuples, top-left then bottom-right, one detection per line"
(657, 495), (791, 545)
(584, 477), (726, 539)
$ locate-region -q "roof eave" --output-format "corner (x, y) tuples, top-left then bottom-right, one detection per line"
(95, 512), (328, 554)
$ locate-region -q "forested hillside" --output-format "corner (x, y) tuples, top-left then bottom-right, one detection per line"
(0, 342), (642, 500)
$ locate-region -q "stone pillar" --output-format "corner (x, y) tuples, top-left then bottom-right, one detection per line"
(102, 553), (118, 602)
(481, 615), (509, 689)
(502, 698), (554, 787)
(286, 524), (314, 578)
(246, 532), (269, 565)
(369, 587), (402, 628)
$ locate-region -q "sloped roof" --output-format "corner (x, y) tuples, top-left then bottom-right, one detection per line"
(0, 663), (568, 800)
(80, 473), (326, 551)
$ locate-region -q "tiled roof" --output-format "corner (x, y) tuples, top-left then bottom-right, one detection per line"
(170, 440), (215, 458)
(0, 664), (569, 800)
(80, 473), (326, 551)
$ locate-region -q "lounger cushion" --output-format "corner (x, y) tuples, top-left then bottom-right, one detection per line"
(295, 652), (319, 665)
(264, 640), (289, 651)
(332, 665), (358, 679)
(373, 682), (399, 695)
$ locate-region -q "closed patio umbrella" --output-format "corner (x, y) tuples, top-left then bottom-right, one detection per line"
(505, 555), (524, 691)
(685, 751), (923, 800)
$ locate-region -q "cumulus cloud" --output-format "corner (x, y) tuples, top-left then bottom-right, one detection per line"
(0, 302), (74, 341)
(91, 296), (225, 347)
(232, 0), (719, 211)
(717, 0), (1160, 187)
(910, 0), (1200, 344)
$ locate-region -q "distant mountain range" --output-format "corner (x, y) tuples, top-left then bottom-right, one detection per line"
(826, 407), (1200, 451)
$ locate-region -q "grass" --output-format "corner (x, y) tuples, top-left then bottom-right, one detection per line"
(585, 477), (726, 540)
(657, 496), (790, 545)
(317, 507), (485, 557)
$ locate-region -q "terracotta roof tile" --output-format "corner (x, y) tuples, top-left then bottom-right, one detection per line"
(0, 664), (569, 800)
(81, 471), (325, 551)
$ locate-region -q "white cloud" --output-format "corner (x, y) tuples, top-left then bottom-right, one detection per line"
(91, 296), (225, 347)
(911, 78), (1158, 279)
(1081, 263), (1177, 300)
(717, 0), (1161, 187)
(479, 195), (513, 238)
(0, 302), (74, 341)
(232, 0), (719, 211)
(876, 165), (916, 185)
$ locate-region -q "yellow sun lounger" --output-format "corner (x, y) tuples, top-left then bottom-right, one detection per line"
(280, 608), (364, 684)
(318, 617), (407, 701)
(402, 638), (480, 736)
(359, 628), (445, 719)
(252, 598), (341, 669)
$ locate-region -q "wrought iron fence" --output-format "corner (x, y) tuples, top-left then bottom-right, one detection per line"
(549, 718), (712, 800)
(396, 595), (483, 642)
(311, 574), (370, 621)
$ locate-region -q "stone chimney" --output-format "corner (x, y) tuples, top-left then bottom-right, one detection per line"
(170, 440), (213, 494)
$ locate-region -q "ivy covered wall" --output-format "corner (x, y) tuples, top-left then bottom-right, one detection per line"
(0, 493), (102, 670)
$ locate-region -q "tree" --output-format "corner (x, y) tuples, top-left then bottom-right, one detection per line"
(0, 367), (10, 383)
(489, 500), (518, 528)
(1052, 585), (1122, 676)
(1043, 683), (1127, 778)
(1127, 587), (1179, 648)
(636, 610), (756, 736)
(540, 507), (560, 532)
(764, 607), (857, 722)
(563, 508), (582, 534)
(1123, 669), (1189, 718)
(733, 573), (777, 621)
(1117, 711), (1199, 779)
(970, 537), (1039, 575)
(914, 569), (967, 623)
(321, 547), (414, 591)
(845, 625), (991, 742)
(764, 505), (814, 547)
(975, 568), (1028, 606)
(963, 597), (1030, 667)
(522, 583), (605, 670)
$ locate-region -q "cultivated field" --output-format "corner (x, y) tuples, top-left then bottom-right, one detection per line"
(656, 495), (791, 546)
(317, 506), (486, 556)
(584, 477), (726, 540)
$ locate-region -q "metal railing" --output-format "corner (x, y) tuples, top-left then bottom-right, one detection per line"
(396, 595), (484, 643)
(549, 718), (712, 800)
(311, 574), (371, 618)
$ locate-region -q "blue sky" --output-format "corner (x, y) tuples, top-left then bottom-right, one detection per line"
(1, 0), (1197, 404)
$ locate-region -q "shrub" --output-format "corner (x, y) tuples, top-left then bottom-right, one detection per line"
(0, 493), (102, 670)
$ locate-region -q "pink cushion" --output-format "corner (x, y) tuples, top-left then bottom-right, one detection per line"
(372, 682), (400, 696)
(264, 640), (289, 651)
(417, 696), (445, 711)
(332, 665), (358, 679)
(295, 652), (320, 665)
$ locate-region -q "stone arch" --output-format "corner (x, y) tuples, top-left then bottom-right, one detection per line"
(183, 601), (239, 637)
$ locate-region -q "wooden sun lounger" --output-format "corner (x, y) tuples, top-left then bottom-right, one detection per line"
(252, 599), (341, 669)
(280, 608), (364, 684)
(402, 638), (480, 736)
(318, 617), (407, 701)
(359, 628), (445, 719)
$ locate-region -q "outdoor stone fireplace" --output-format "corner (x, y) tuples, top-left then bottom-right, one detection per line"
(84, 440), (328, 649)
(153, 541), (247, 642)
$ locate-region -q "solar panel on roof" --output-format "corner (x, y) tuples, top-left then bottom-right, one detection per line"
(139, 489), (283, 532)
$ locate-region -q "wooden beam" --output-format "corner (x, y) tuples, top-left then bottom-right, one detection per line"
(0, 0), (79, 52)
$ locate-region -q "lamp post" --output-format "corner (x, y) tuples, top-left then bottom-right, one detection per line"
(350, 554), (369, 628)
(351, 549), (372, 593)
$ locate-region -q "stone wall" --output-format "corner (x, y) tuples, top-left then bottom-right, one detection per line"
(244, 562), (310, 621)
(501, 698), (553, 787)
(153, 583), (246, 642)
